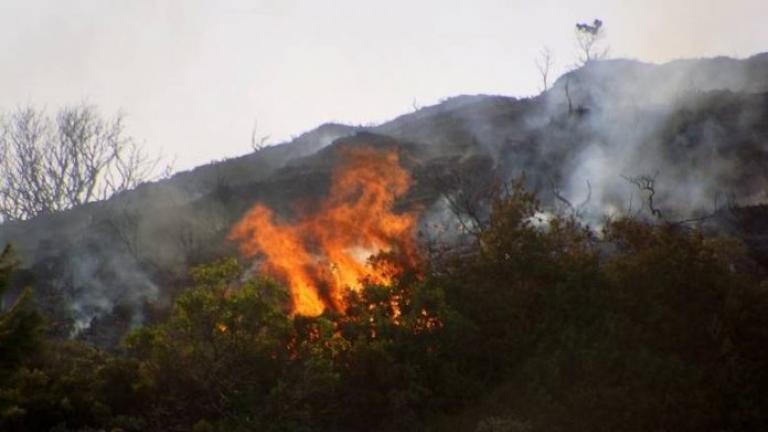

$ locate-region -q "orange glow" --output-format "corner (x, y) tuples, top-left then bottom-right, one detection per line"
(229, 146), (419, 316)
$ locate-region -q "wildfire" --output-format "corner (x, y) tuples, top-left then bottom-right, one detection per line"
(229, 146), (420, 316)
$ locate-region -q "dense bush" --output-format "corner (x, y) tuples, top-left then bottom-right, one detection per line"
(2, 184), (768, 431)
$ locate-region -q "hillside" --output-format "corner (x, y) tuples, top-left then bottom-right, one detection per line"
(1, 53), (768, 346)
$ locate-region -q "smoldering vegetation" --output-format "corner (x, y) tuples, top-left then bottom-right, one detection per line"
(2, 53), (768, 346)
(0, 123), (358, 343)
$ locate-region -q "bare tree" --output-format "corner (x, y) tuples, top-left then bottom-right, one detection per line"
(622, 172), (663, 219)
(550, 178), (591, 217)
(535, 47), (555, 92)
(250, 118), (270, 152)
(622, 172), (731, 225)
(575, 19), (608, 65)
(427, 156), (498, 237)
(101, 202), (144, 263)
(0, 104), (165, 221)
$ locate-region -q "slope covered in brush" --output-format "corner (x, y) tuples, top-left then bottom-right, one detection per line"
(0, 53), (766, 345)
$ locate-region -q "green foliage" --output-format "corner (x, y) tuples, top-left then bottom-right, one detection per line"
(425, 186), (768, 431)
(0, 247), (144, 431)
(126, 259), (294, 431)
(332, 278), (460, 430)
(3, 184), (768, 431)
(0, 246), (45, 374)
(0, 245), (45, 429)
(1, 340), (145, 431)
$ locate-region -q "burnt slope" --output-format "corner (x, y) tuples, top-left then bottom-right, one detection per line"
(1, 53), (767, 345)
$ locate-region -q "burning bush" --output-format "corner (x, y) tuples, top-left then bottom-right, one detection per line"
(230, 146), (421, 316)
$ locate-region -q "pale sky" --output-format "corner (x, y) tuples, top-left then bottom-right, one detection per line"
(1, 0), (765, 171)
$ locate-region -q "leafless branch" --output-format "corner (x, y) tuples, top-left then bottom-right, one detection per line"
(0, 103), (167, 221)
(535, 47), (554, 92)
(622, 172), (663, 219)
(429, 160), (497, 237)
(550, 178), (591, 217)
(250, 119), (270, 152)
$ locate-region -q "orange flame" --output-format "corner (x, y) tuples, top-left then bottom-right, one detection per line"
(229, 146), (419, 316)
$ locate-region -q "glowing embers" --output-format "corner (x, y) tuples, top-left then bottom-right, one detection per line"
(230, 147), (419, 316)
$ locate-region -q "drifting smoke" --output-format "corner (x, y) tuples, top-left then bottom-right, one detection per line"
(386, 55), (768, 227)
(66, 250), (158, 335)
(230, 146), (420, 316)
(1, 54), (766, 345)
(0, 124), (356, 340)
(534, 56), (768, 223)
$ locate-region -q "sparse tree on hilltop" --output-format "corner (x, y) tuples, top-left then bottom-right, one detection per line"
(575, 19), (608, 65)
(535, 46), (555, 92)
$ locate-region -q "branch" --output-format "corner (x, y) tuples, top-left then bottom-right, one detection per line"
(535, 47), (554, 92)
(0, 103), (167, 221)
(622, 172), (662, 219)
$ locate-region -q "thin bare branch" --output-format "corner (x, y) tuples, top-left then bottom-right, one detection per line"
(535, 47), (555, 92)
(622, 172), (662, 219)
(0, 103), (169, 221)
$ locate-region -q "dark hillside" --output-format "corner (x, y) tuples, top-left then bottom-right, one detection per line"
(1, 54), (767, 346)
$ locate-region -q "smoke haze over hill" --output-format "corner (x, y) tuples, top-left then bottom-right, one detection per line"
(1, 0), (766, 171)
(0, 53), (767, 345)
